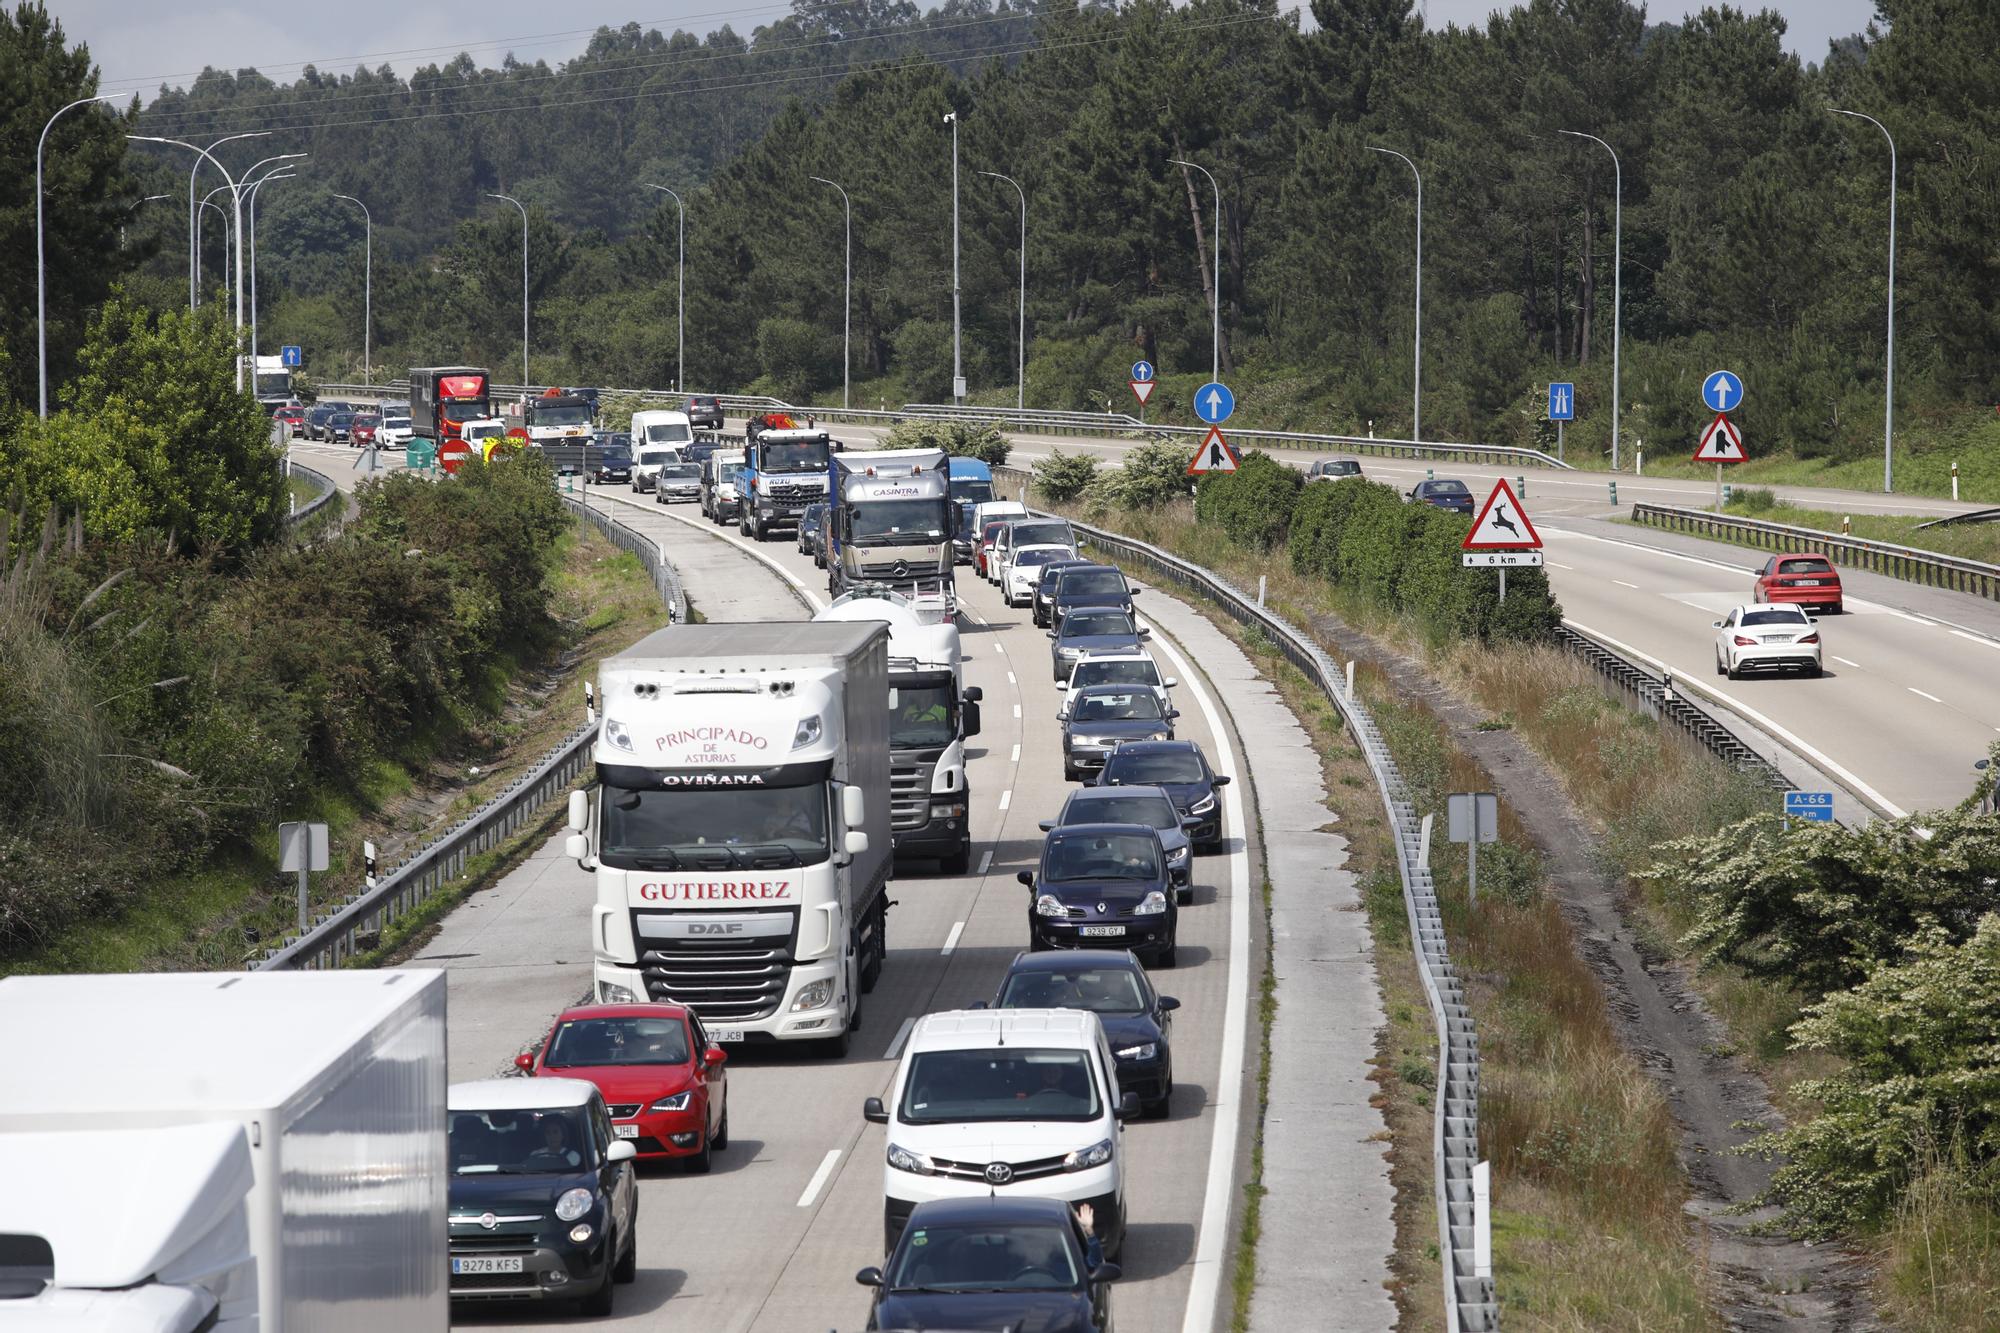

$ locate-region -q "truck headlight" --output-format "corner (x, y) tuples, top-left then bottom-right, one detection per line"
(1116, 1043), (1157, 1061)
(886, 1143), (935, 1175)
(1134, 890), (1168, 916)
(1034, 893), (1067, 918)
(930, 802), (967, 818)
(604, 719), (635, 752)
(1063, 1138), (1113, 1172)
(598, 981), (637, 1004)
(648, 1091), (692, 1112)
(792, 714), (823, 749)
(555, 1188), (595, 1222)
(1190, 794), (1217, 815)
(791, 978), (835, 1012)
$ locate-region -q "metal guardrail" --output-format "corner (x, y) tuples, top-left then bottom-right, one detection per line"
(1632, 503), (2000, 602)
(258, 496), (685, 970)
(284, 460), (339, 529)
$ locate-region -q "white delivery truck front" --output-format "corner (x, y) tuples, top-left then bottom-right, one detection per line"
(572, 622), (894, 1056)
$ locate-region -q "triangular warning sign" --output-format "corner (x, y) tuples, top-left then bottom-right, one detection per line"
(1186, 426), (1239, 475)
(1130, 379), (1155, 406)
(1693, 412), (1746, 463)
(1462, 478), (1543, 550)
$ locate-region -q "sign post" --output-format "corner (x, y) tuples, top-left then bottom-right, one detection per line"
(1446, 793), (1498, 904)
(1462, 478), (1544, 602)
(277, 820), (330, 933)
(1547, 381), (1574, 463)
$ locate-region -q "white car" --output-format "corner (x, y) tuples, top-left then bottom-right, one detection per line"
(863, 1008), (1135, 1259)
(1004, 544), (1076, 606)
(1714, 603), (1822, 679)
(376, 415), (414, 448)
(1060, 651), (1176, 715)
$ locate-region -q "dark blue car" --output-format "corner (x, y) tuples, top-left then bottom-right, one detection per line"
(856, 1196), (1118, 1333)
(1095, 739), (1231, 853)
(990, 949), (1180, 1118)
(1408, 477), (1474, 514)
(1019, 822), (1177, 966)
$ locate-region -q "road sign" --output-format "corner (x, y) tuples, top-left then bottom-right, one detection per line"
(1462, 478), (1542, 551)
(280, 345), (303, 368)
(1694, 412), (1746, 463)
(438, 438), (472, 475)
(1446, 793), (1497, 844)
(1131, 359), (1155, 383)
(1547, 382), (1575, 421)
(1784, 791), (1836, 823)
(1462, 551), (1545, 568)
(277, 821), (329, 873)
(1701, 369), (1744, 413)
(1194, 381), (1235, 425)
(1131, 379), (1156, 406)
(1185, 426), (1239, 475)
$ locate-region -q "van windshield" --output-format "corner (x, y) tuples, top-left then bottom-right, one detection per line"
(644, 422), (693, 444)
(899, 1048), (1102, 1124)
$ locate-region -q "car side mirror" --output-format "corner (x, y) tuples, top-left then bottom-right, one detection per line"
(862, 1096), (889, 1125)
(1163, 677), (1179, 688)
(1016, 871), (1035, 887)
(514, 1052), (536, 1074)
(968, 1000), (989, 1010)
(1213, 775), (1230, 787)
(1057, 710), (1070, 722)
(704, 1046), (727, 1066)
(1115, 1091), (1141, 1121)
(1159, 996), (1181, 1012)
(1038, 820), (1055, 832)
(606, 1140), (638, 1163)
(1138, 628), (1151, 638)
(1166, 709), (1180, 719)
(1712, 621), (1723, 628)
(1092, 1262), (1123, 1283)
(1047, 630), (1058, 639)
(855, 1267), (884, 1288)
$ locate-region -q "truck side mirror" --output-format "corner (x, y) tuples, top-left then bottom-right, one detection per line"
(842, 786), (867, 827)
(564, 833), (593, 868)
(568, 790), (589, 832)
(963, 700), (982, 738)
(845, 830), (870, 855)
(862, 1097), (889, 1125)
(963, 686), (984, 702)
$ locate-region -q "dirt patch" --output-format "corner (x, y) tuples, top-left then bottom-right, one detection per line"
(1303, 610), (1883, 1330)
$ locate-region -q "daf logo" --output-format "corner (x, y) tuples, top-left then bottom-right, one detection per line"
(984, 1162), (1014, 1186)
(479, 1213), (498, 1230)
(690, 922), (745, 935)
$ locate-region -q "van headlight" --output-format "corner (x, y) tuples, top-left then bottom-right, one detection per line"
(1063, 1139), (1113, 1172)
(1134, 890), (1168, 916)
(792, 714), (824, 749)
(555, 1188), (595, 1222)
(886, 1143), (935, 1175)
(791, 978), (835, 1012)
(604, 719), (635, 752)
(1034, 893), (1067, 918)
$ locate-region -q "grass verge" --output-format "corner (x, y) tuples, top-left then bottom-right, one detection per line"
(1226, 874), (1278, 1332)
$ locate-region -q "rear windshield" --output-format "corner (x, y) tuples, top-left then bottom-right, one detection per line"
(1777, 559), (1834, 575)
(1063, 610), (1136, 637)
(1741, 609), (1810, 626)
(1072, 659), (1161, 691)
(1104, 751), (1205, 785)
(1061, 570), (1127, 597)
(1429, 481), (1470, 495)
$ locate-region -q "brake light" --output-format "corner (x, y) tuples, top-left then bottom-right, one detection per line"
(1799, 633), (1820, 644)
(1732, 636), (1757, 647)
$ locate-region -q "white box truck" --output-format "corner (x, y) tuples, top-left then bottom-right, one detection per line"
(569, 622), (894, 1056)
(0, 969), (449, 1332)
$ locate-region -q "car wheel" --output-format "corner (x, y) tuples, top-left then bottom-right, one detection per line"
(1156, 939), (1177, 969)
(684, 1131), (712, 1174)
(819, 1013), (853, 1060)
(1063, 766), (1080, 783)
(1725, 658), (1741, 681)
(712, 1102), (729, 1152)
(1176, 885), (1193, 907)
(1147, 1073), (1174, 1120)
(613, 1221), (638, 1283)
(941, 843), (971, 875)
(1715, 652), (1727, 678)
(579, 1263), (616, 1315)
(1808, 661), (1824, 678)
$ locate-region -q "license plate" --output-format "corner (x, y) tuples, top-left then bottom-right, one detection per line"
(452, 1257), (524, 1275)
(1079, 925), (1126, 937)
(613, 1123), (639, 1139)
(1794, 579), (1823, 586)
(712, 1028), (745, 1043)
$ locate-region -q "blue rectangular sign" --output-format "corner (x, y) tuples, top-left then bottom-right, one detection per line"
(1783, 791), (1835, 821)
(1547, 382), (1575, 421)
(281, 345), (303, 368)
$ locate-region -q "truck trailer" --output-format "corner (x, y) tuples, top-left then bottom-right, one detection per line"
(0, 969), (450, 1332)
(569, 622), (894, 1056)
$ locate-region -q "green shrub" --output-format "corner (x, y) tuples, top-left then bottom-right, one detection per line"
(1033, 448), (1100, 503)
(754, 317), (837, 403)
(1287, 477), (1366, 578)
(1334, 481), (1417, 608)
(1195, 450), (1302, 551)
(1084, 440), (1192, 512)
(880, 418), (1011, 466)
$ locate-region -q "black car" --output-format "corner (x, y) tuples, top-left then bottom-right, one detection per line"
(798, 503), (828, 561)
(989, 949), (1180, 1117)
(1049, 607), (1148, 682)
(326, 410), (358, 444)
(1408, 478), (1474, 514)
(1048, 564), (1138, 628)
(1058, 684), (1177, 783)
(1306, 458), (1364, 480)
(446, 1078), (640, 1315)
(306, 403), (339, 440)
(1033, 558), (1096, 628)
(1019, 822), (1177, 966)
(686, 394), (725, 430)
(591, 447), (634, 485)
(857, 1196), (1119, 1333)
(1095, 740), (1230, 853)
(1041, 784), (1197, 900)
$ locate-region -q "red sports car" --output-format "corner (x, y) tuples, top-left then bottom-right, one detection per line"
(1752, 552), (1843, 614)
(517, 1003), (729, 1172)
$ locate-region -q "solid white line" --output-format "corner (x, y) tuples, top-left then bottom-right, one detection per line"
(977, 849), (994, 875)
(1951, 629), (2000, 651)
(998, 790), (1012, 811)
(1564, 618), (1907, 818)
(1833, 656), (1863, 668)
(1010, 743), (1021, 763)
(796, 1149), (842, 1208)
(941, 920), (966, 955)
(1138, 617), (1251, 1333)
(1909, 687), (1944, 704)
(1612, 579), (1640, 589)
(882, 1017), (916, 1062)
(995, 643), (1006, 653)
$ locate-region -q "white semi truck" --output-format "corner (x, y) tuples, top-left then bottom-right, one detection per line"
(569, 622), (894, 1056)
(0, 969), (449, 1331)
(814, 591), (982, 873)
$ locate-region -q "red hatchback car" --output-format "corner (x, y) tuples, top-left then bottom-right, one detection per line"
(517, 1003), (730, 1172)
(1753, 552), (1843, 614)
(275, 405), (305, 437)
(975, 520), (1011, 578)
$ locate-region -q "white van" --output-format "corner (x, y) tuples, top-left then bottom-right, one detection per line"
(863, 1008), (1135, 1258)
(629, 410), (695, 492)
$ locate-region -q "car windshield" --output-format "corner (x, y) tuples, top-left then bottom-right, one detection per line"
(850, 500), (947, 541)
(330, 413), (354, 424)
(1044, 832), (1161, 881)
(1061, 571), (1127, 598)
(645, 422), (694, 444)
(449, 1106), (592, 1175)
(599, 785), (829, 869)
(899, 1048), (1102, 1124)
(1741, 609), (1810, 626)
(660, 463), (701, 480)
(1010, 521), (1073, 548)
(534, 403), (594, 426)
(1063, 610), (1136, 637)
(354, 414), (380, 426)
(760, 440), (828, 472)
(1074, 691), (1162, 723)
(999, 966), (1147, 1015)
(1072, 660), (1161, 691)
(1067, 794), (1178, 832)
(1429, 481), (1470, 496)
(544, 1015), (689, 1068)
(892, 681), (959, 748)
(888, 1221), (1081, 1292)
(1778, 559), (1834, 575)
(1104, 752), (1205, 785)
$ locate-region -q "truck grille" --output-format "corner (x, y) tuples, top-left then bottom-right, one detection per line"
(639, 939), (792, 1021)
(890, 759), (931, 831)
(766, 481), (824, 502)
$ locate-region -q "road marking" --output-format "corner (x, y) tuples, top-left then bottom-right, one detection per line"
(1909, 687), (1944, 704)
(1013, 703), (1022, 718)
(1951, 629), (2000, 651)
(1612, 579), (1640, 589)
(1010, 744), (1021, 763)
(796, 1149), (842, 1208)
(977, 849), (993, 874)
(998, 789), (1012, 811)
(1833, 656), (1863, 668)
(1007, 671), (1016, 684)
(941, 920), (965, 955)
(995, 643), (1006, 653)
(882, 1017), (915, 1061)
(1548, 561), (1575, 570)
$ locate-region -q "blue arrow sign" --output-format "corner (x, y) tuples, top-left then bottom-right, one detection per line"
(280, 345), (303, 368)
(1547, 382), (1575, 422)
(1131, 360), (1155, 383)
(1702, 369), (1743, 414)
(1194, 380), (1234, 425)
(1783, 790), (1835, 822)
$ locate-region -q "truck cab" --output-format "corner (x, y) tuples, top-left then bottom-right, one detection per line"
(738, 420), (833, 541)
(828, 449), (957, 619)
(525, 390), (597, 447)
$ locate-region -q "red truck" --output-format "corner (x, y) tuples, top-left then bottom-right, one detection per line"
(408, 366), (492, 473)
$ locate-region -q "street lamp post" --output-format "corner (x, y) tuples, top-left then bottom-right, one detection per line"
(122, 192), (172, 249)
(331, 194), (372, 383)
(945, 111), (962, 404)
(643, 185), (685, 393)
(197, 183), (234, 303)
(1167, 157), (1222, 384)
(179, 132), (270, 308)
(979, 171), (1027, 410)
(1832, 107), (1899, 494)
(131, 133), (272, 389)
(487, 193), (531, 386)
(1559, 130), (1622, 470)
(37, 93), (117, 418)
(810, 176), (852, 410)
(1366, 146), (1424, 440)
(247, 167), (298, 368)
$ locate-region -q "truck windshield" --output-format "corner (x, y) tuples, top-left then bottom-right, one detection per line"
(449, 1107), (593, 1175)
(759, 441), (829, 472)
(600, 786), (829, 869)
(950, 478), (995, 505)
(645, 422), (694, 445)
(441, 401), (490, 424)
(533, 403), (594, 427)
(899, 1048), (1102, 1124)
(849, 500), (947, 543)
(254, 372), (290, 398)
(892, 681), (958, 748)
